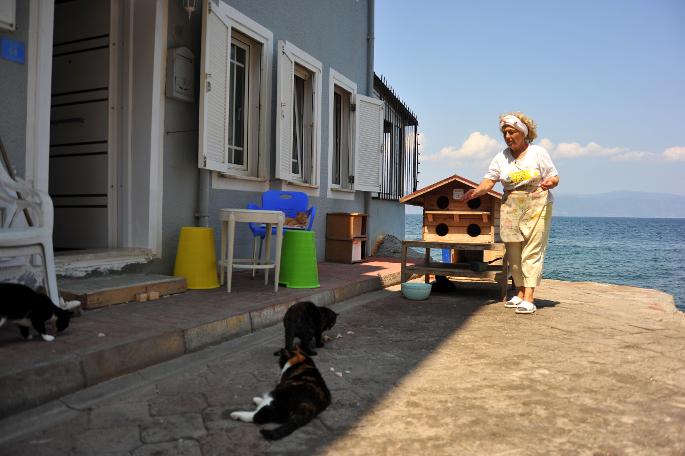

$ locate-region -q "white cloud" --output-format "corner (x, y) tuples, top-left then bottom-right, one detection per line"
(422, 133), (663, 170)
(541, 139), (626, 158)
(610, 151), (651, 161)
(422, 131), (502, 164)
(662, 146), (685, 161)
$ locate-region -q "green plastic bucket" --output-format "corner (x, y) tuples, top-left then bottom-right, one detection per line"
(279, 230), (320, 288)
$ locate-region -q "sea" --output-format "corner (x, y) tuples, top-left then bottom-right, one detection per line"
(405, 214), (685, 311)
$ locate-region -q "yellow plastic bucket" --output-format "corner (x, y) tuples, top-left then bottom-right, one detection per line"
(173, 227), (220, 289)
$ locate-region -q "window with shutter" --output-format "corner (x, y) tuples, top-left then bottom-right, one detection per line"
(328, 69), (357, 198)
(354, 95), (384, 193)
(199, 1), (272, 184)
(198, 0), (231, 172)
(276, 40), (322, 187)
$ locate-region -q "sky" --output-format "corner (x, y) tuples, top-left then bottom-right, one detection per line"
(374, 0), (685, 199)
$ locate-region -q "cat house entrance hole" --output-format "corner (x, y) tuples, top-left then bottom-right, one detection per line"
(467, 224), (481, 237)
(467, 197), (481, 210)
(437, 196), (450, 209)
(435, 223), (449, 236)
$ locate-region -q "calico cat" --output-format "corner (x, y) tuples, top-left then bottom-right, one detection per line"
(276, 301), (337, 356)
(0, 283), (73, 342)
(230, 346), (331, 440)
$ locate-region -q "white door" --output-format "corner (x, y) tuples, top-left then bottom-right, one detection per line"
(49, 0), (112, 250)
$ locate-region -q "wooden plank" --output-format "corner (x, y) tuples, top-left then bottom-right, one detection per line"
(424, 193), (494, 212)
(424, 218), (491, 228)
(403, 240), (504, 251)
(405, 264), (504, 280)
(423, 233), (493, 243)
(61, 277), (187, 310)
(424, 210), (490, 215)
(401, 243), (408, 282)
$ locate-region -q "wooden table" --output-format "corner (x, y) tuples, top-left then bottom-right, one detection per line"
(401, 240), (509, 301)
(219, 208), (285, 293)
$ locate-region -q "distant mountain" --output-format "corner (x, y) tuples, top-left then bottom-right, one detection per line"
(553, 191), (685, 218)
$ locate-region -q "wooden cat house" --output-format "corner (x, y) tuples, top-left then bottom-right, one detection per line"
(400, 174), (502, 243)
(400, 174), (503, 263)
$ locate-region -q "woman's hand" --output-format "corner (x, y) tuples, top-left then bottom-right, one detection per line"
(460, 189), (477, 202)
(539, 176), (559, 190)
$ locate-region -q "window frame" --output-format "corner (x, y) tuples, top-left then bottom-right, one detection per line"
(276, 40), (322, 194)
(226, 33), (250, 173)
(200, 2), (273, 193)
(327, 68), (357, 200)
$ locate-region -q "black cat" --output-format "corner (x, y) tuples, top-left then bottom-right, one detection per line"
(276, 301), (338, 356)
(0, 283), (73, 342)
(431, 275), (457, 293)
(230, 346), (331, 440)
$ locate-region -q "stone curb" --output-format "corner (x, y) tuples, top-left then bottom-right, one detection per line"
(0, 271), (402, 419)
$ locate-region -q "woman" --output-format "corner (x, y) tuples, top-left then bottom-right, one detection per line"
(461, 112), (559, 314)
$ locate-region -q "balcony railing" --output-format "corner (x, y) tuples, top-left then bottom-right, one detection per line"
(373, 74), (419, 201)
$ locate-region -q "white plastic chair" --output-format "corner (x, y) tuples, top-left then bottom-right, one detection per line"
(0, 166), (60, 305)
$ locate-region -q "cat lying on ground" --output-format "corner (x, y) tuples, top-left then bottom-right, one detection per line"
(274, 301), (338, 356)
(230, 346), (331, 440)
(0, 283), (73, 342)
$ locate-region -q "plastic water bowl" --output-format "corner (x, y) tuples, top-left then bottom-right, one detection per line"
(401, 282), (432, 300)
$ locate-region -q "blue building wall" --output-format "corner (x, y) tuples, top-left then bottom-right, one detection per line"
(159, 0), (405, 273)
(0, 0), (29, 177)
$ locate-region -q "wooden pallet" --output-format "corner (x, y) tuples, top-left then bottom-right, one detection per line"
(59, 274), (187, 310)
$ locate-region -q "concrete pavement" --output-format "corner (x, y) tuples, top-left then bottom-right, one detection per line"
(0, 259), (403, 417)
(0, 279), (683, 455)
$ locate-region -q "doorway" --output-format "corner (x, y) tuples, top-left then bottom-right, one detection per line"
(45, 0), (166, 258)
(49, 0), (115, 250)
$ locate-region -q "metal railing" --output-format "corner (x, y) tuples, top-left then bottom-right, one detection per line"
(373, 74), (419, 201)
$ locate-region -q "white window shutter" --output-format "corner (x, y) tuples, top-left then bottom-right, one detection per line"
(275, 41), (294, 180)
(198, 0), (231, 172)
(354, 94), (383, 192)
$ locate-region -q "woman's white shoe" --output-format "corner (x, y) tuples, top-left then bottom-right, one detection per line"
(504, 296), (523, 308)
(515, 300), (536, 314)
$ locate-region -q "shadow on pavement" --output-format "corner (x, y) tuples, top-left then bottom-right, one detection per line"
(221, 286), (494, 455)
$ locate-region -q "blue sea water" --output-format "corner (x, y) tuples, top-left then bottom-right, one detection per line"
(405, 214), (685, 311)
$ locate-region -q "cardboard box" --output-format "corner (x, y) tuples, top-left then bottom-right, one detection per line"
(325, 238), (365, 263)
(326, 212), (367, 240)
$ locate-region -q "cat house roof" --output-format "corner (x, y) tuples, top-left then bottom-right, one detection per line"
(399, 174), (502, 207)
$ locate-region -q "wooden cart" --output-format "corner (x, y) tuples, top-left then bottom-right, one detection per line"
(400, 240), (509, 302)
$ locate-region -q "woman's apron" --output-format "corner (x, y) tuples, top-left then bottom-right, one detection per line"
(500, 186), (549, 243)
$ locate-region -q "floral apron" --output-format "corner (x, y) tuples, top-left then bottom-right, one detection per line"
(500, 187), (549, 243)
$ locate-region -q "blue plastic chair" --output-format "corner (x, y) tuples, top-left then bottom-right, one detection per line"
(247, 190), (316, 276)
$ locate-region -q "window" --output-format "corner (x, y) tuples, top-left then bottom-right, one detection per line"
(326, 69), (383, 198)
(328, 69), (356, 194)
(291, 65), (314, 182)
(225, 30), (261, 176)
(333, 87), (353, 187)
(198, 2), (272, 185)
(227, 36), (248, 169)
(276, 41), (322, 187)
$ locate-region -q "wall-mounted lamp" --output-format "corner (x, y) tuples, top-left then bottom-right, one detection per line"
(182, 0), (197, 20)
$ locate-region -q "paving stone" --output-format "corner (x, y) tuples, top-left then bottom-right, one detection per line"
(201, 406), (242, 432)
(155, 373), (208, 395)
(88, 401), (151, 428)
(200, 428), (268, 456)
(131, 439), (202, 456)
(149, 392), (207, 416)
(74, 426), (140, 454)
(140, 413), (206, 443)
